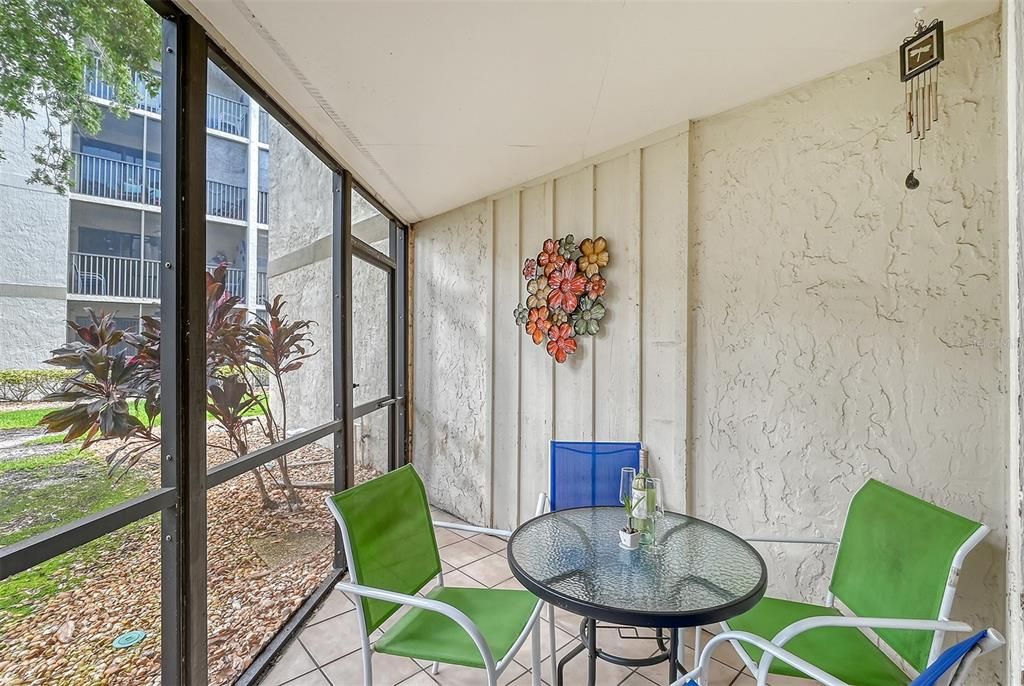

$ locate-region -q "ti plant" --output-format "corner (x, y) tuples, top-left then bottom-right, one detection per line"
(39, 265), (319, 510)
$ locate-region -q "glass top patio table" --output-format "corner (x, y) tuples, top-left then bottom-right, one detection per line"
(507, 506), (767, 628)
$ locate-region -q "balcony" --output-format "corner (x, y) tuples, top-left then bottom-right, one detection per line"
(68, 252), (259, 303)
(258, 109), (270, 144)
(69, 252), (160, 300)
(71, 152), (157, 205)
(83, 56), (161, 113)
(207, 92), (249, 137)
(256, 270), (268, 305)
(85, 60), (252, 142)
(257, 190), (269, 224)
(73, 152), (249, 223)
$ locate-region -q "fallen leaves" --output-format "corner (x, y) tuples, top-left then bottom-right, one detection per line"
(0, 429), (380, 686)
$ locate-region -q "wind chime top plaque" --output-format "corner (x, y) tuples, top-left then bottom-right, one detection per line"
(899, 19), (943, 83)
(899, 12), (944, 190)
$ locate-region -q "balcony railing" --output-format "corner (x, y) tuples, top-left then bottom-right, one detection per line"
(83, 56), (160, 112)
(258, 109), (270, 144)
(257, 190), (269, 224)
(256, 271), (268, 306)
(72, 152), (152, 204)
(84, 59), (260, 141)
(207, 180), (247, 221)
(207, 93), (248, 137)
(73, 153), (250, 222)
(69, 253), (160, 300)
(70, 252), (250, 302)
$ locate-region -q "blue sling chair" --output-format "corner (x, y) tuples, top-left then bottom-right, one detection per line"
(541, 441), (653, 684)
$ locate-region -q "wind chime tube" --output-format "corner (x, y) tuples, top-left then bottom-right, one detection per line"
(925, 71), (931, 133)
(932, 67), (939, 122)
(917, 76), (925, 139)
(906, 81), (913, 134)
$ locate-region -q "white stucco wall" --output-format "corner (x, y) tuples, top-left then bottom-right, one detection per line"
(688, 15), (1005, 683)
(0, 116), (70, 369)
(412, 14), (1008, 683)
(266, 121), (335, 438)
(1005, 0), (1024, 679)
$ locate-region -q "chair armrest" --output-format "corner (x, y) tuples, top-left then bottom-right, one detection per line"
(432, 494), (547, 539)
(771, 615), (973, 647)
(432, 520), (513, 539)
(741, 535), (839, 545)
(757, 616), (973, 683)
(673, 630), (848, 686)
(336, 581), (497, 673)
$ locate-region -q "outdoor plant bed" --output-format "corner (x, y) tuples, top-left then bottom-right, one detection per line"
(0, 432), (380, 686)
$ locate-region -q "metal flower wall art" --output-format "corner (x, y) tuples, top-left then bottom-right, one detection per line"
(513, 235), (609, 363)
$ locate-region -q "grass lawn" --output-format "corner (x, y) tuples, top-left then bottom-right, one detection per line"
(0, 447), (151, 618)
(0, 408), (52, 431)
(0, 394), (267, 432)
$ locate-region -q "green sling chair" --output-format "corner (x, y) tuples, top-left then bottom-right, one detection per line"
(704, 479), (990, 686)
(326, 465), (544, 686)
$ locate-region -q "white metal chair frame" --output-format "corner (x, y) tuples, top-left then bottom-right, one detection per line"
(716, 506), (991, 686)
(672, 627), (1005, 686)
(326, 495), (546, 686)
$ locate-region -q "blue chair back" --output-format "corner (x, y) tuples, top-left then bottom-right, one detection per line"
(549, 441), (642, 511)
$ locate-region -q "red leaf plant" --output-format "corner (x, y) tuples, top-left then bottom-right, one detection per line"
(38, 265), (319, 510)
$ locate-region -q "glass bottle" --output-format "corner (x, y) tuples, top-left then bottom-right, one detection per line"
(631, 448), (655, 545)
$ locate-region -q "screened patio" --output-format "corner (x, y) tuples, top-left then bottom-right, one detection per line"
(0, 1), (1021, 686)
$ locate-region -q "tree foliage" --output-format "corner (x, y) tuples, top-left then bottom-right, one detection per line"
(0, 0), (161, 191)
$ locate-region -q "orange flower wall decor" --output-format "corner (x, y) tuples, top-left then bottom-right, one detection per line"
(513, 234), (609, 363)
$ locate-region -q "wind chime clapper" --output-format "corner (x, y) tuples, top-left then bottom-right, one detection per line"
(900, 7), (944, 190)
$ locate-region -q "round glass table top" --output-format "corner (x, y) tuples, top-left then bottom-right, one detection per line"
(507, 507), (767, 628)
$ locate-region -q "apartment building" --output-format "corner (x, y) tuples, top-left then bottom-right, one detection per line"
(0, 60), (271, 369)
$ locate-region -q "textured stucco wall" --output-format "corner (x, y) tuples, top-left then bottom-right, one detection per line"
(412, 201), (492, 522)
(0, 116), (70, 369)
(689, 15), (1005, 682)
(266, 122), (335, 437)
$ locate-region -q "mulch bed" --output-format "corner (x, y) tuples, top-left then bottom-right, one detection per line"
(0, 429), (379, 686)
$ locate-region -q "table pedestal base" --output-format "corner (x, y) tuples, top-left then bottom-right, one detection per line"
(556, 618), (682, 686)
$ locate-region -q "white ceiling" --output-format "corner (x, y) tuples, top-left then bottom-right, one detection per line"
(187, 0), (997, 223)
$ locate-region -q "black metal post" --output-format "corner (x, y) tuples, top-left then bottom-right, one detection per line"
(393, 222), (408, 468)
(333, 170), (354, 569)
(669, 628), (680, 683)
(160, 15), (208, 686)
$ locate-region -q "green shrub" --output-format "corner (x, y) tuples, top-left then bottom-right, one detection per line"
(0, 370), (75, 402)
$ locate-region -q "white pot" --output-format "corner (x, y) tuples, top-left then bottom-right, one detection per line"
(619, 529), (640, 550)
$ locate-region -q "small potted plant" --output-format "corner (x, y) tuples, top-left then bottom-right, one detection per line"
(619, 519), (640, 550)
(619, 468), (641, 550)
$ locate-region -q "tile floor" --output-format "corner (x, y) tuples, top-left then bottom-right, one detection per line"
(257, 509), (803, 686)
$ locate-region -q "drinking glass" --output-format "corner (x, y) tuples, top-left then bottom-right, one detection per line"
(619, 467), (636, 525)
(649, 477), (665, 543)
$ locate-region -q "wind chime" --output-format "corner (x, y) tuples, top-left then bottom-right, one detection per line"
(900, 8), (944, 190)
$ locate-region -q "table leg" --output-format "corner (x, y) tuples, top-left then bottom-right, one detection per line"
(586, 617), (597, 686)
(556, 641), (584, 686)
(668, 628), (679, 683)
